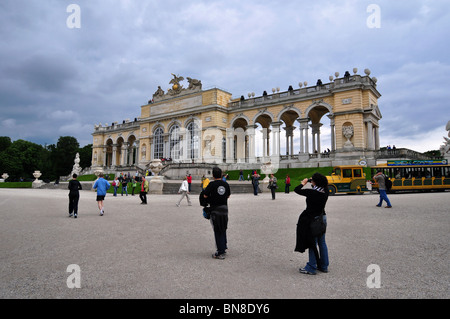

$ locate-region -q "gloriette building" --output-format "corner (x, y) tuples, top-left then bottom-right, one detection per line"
(91, 70), (382, 175)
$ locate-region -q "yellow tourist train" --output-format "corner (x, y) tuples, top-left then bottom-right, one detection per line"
(326, 160), (450, 195)
(370, 160), (450, 193)
(326, 165), (369, 195)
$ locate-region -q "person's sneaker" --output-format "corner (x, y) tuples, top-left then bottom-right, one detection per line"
(299, 268), (316, 275)
(68, 213), (73, 217)
(212, 253), (225, 260)
(74, 214), (77, 219)
(375, 205), (381, 207)
(176, 203), (180, 207)
(318, 268), (328, 273)
(100, 210), (104, 216)
(385, 205), (392, 208)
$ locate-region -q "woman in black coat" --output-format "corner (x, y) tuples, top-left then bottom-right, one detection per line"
(294, 173), (329, 275)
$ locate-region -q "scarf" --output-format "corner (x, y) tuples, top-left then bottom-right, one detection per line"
(312, 185), (325, 193)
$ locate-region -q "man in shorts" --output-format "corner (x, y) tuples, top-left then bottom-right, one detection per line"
(93, 173), (111, 216)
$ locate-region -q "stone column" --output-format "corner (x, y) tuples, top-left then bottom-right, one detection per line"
(310, 123), (323, 153)
(246, 125), (257, 164)
(226, 128), (234, 163)
(112, 145), (117, 166)
(366, 120), (374, 150)
(327, 115), (336, 152)
(271, 122), (282, 158)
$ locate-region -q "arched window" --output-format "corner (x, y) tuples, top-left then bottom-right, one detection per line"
(153, 127), (164, 159)
(169, 125), (181, 160)
(187, 121), (199, 159)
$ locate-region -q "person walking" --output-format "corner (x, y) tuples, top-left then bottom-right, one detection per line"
(285, 175), (291, 193)
(139, 176), (149, 204)
(374, 170), (392, 208)
(268, 174), (278, 200)
(294, 173), (330, 275)
(93, 173), (111, 216)
(68, 173), (82, 218)
(203, 167), (231, 259)
(176, 177), (192, 207)
(239, 169), (244, 181)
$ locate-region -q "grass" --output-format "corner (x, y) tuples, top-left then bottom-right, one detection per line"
(0, 182), (33, 188)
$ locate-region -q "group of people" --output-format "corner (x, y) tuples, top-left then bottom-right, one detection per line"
(67, 168), (394, 276)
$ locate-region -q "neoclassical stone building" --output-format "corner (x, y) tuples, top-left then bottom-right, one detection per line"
(91, 70), (382, 174)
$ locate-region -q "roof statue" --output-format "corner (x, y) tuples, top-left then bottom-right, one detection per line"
(151, 75), (203, 101)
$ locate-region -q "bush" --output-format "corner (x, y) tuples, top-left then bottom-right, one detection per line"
(0, 182), (32, 188)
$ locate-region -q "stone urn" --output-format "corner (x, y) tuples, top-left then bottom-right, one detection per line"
(2, 173), (8, 180)
(33, 170), (42, 181)
(148, 159), (164, 194)
(149, 159), (163, 176)
(32, 170), (43, 188)
(260, 162), (274, 192)
(342, 125), (354, 149)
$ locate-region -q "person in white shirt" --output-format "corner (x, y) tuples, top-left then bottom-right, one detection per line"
(176, 176), (192, 207)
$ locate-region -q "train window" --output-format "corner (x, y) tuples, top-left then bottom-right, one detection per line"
(343, 169), (352, 178)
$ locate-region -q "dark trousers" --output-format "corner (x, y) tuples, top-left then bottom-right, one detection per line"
(271, 187), (276, 199)
(68, 193), (79, 215)
(214, 229), (227, 255)
(139, 191), (147, 204)
(253, 183), (259, 195)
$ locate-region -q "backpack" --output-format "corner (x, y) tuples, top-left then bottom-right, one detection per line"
(385, 176), (392, 190)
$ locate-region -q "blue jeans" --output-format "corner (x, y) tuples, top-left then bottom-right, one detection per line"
(377, 189), (391, 206)
(305, 215), (329, 273)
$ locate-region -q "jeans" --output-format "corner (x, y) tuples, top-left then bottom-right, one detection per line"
(113, 186), (118, 196)
(305, 215), (329, 273)
(378, 189), (392, 206)
(121, 186), (128, 196)
(253, 183), (259, 195)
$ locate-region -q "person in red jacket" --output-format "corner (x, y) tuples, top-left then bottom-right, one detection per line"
(285, 175), (291, 193)
(187, 174), (192, 192)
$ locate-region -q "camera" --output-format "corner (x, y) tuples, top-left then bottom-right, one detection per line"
(307, 178), (312, 183)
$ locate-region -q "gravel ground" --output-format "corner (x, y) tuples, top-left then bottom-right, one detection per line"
(0, 187), (449, 299)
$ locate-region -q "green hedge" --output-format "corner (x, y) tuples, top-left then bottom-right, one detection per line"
(0, 182), (33, 188)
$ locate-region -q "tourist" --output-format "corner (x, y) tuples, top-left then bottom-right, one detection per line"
(131, 178), (137, 196)
(201, 175), (210, 190)
(93, 173), (111, 216)
(187, 174), (192, 192)
(373, 170), (392, 208)
(112, 177), (119, 196)
(252, 172), (260, 196)
(268, 174), (278, 200)
(203, 167), (231, 259)
(176, 176), (192, 207)
(239, 169), (244, 181)
(121, 176), (128, 196)
(294, 173), (330, 275)
(139, 176), (149, 204)
(68, 173), (82, 218)
(285, 175), (291, 194)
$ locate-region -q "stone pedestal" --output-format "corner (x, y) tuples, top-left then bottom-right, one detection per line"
(149, 159), (164, 195)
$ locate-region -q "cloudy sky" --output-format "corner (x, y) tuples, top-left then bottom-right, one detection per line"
(1, 0), (449, 153)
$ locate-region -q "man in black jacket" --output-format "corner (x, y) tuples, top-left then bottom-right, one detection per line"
(203, 167), (231, 260)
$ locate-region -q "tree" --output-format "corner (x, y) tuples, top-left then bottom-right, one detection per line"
(0, 139), (47, 179)
(53, 136), (80, 177)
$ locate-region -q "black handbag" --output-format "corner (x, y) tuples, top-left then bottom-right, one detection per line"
(310, 213), (326, 237)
